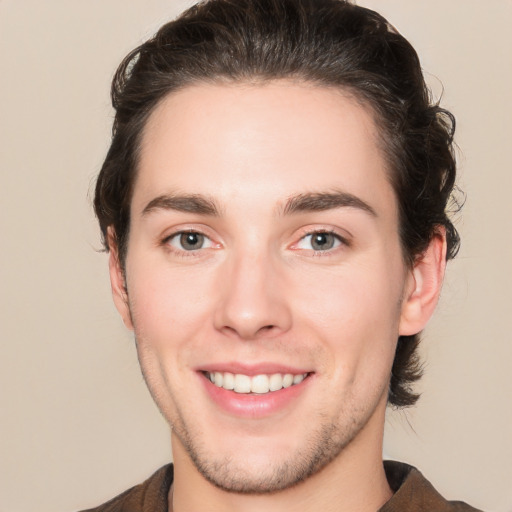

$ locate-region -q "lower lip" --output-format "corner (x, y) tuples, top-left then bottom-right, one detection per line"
(200, 373), (311, 418)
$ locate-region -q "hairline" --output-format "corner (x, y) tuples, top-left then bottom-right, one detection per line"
(119, 77), (406, 263)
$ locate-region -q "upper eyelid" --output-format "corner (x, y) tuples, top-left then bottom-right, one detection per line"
(162, 230), (217, 256)
(302, 228), (344, 237)
(294, 226), (351, 244)
(297, 231), (347, 248)
(161, 225), (216, 242)
(163, 228), (207, 239)
(163, 230), (216, 247)
(159, 226), (351, 248)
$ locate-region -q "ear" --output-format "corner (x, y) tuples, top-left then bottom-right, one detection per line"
(399, 229), (447, 336)
(107, 227), (134, 331)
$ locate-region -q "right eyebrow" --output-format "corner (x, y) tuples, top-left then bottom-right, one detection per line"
(141, 193), (221, 217)
(281, 190), (377, 217)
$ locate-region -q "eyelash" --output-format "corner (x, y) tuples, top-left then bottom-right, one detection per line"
(161, 230), (215, 257)
(161, 228), (349, 257)
(293, 229), (349, 255)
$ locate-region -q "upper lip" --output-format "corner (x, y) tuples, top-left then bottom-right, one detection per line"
(197, 362), (312, 376)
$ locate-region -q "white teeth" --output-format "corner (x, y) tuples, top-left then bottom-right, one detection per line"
(234, 374), (251, 393)
(283, 374), (294, 388)
(223, 372), (235, 390)
(206, 371), (308, 394)
(269, 373), (283, 391)
(251, 374), (270, 393)
(293, 374), (305, 385)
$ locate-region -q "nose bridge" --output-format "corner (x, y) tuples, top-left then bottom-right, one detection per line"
(214, 241), (291, 339)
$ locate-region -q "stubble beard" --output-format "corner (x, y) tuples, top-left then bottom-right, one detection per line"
(133, 327), (389, 495)
(170, 403), (376, 495)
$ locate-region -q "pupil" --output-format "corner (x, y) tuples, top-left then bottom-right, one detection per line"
(312, 233), (334, 250)
(180, 232), (203, 250)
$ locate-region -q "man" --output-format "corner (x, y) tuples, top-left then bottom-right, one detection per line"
(84, 0), (480, 510)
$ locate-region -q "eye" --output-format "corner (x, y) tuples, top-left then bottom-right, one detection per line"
(166, 231), (213, 251)
(296, 231), (343, 251)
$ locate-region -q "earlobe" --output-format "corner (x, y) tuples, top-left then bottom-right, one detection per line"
(107, 228), (134, 331)
(399, 229), (447, 336)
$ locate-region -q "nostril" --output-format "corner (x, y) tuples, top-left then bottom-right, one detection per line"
(219, 323), (280, 341)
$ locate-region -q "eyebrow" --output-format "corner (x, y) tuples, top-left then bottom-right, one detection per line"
(142, 193), (221, 217)
(281, 191), (377, 217)
(141, 190), (376, 218)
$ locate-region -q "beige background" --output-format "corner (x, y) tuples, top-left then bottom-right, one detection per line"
(1, 1), (511, 511)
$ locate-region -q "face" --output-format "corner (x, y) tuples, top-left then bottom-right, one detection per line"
(110, 82), (431, 493)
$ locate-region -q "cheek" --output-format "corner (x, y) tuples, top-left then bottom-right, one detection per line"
(290, 260), (402, 370)
(125, 263), (215, 410)
(293, 262), (401, 328)
(126, 260), (215, 350)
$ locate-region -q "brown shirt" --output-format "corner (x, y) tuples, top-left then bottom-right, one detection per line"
(79, 461), (482, 512)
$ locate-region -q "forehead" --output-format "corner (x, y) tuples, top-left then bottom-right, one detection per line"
(134, 81), (395, 218)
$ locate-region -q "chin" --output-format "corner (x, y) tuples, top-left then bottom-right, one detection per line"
(173, 414), (356, 495)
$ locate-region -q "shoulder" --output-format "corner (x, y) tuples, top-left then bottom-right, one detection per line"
(382, 461), (483, 512)
(78, 464), (174, 512)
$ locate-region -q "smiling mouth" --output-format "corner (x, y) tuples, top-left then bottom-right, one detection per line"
(204, 371), (309, 394)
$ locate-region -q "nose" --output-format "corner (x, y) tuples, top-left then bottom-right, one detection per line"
(213, 249), (292, 340)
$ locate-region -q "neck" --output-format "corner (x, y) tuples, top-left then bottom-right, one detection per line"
(169, 401), (392, 512)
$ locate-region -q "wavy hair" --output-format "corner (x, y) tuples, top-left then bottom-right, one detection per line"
(94, 0), (460, 407)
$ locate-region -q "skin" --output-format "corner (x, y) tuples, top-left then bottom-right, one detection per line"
(109, 81), (446, 512)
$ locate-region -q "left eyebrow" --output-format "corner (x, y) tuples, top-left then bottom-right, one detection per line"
(281, 191), (377, 217)
(141, 193), (221, 217)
